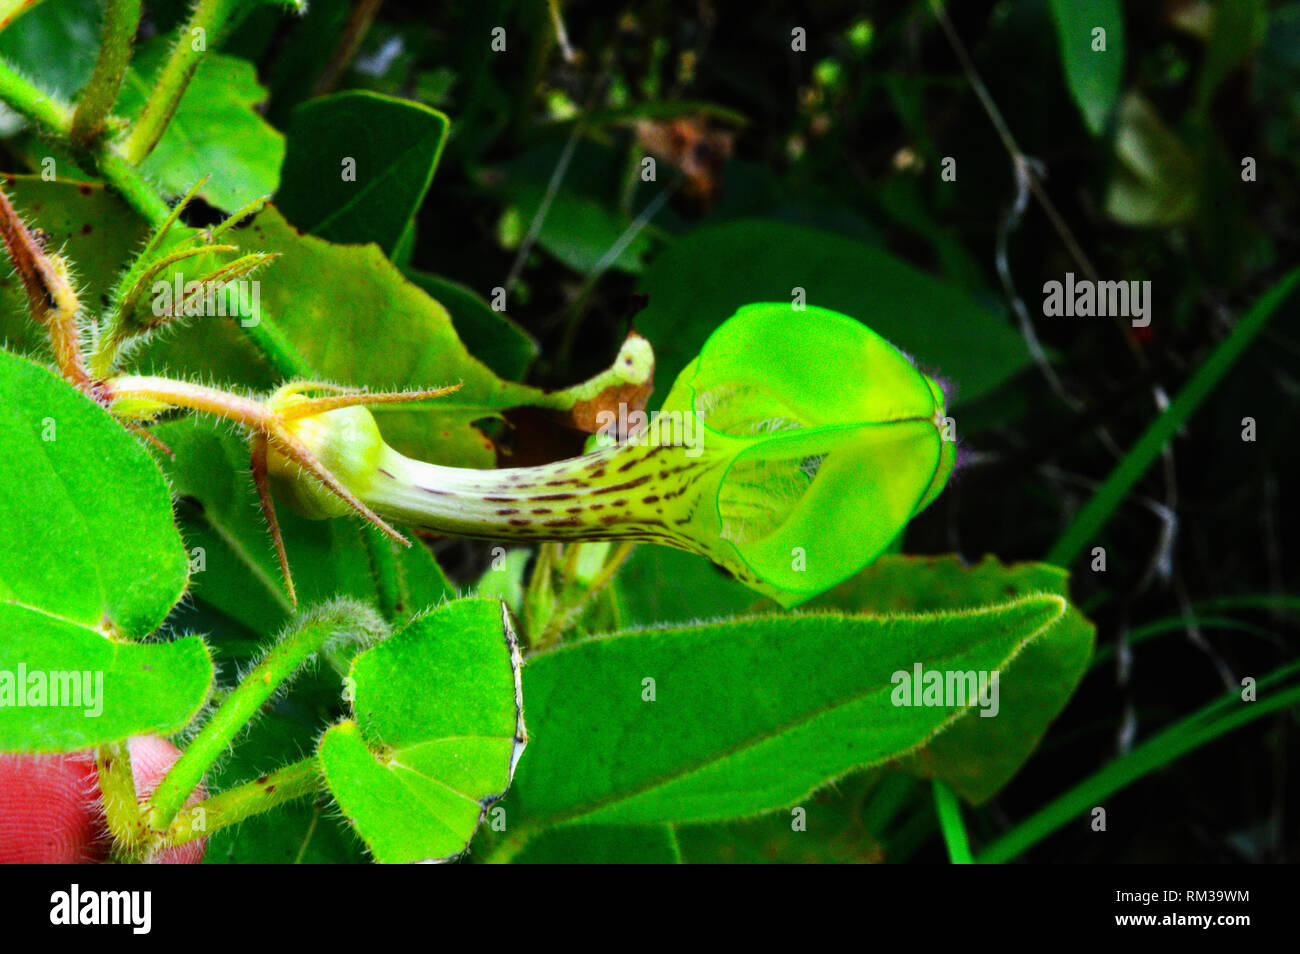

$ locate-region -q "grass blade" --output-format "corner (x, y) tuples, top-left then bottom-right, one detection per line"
(1049, 269), (1300, 566)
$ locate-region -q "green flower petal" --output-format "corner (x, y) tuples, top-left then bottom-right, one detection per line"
(662, 303), (952, 605)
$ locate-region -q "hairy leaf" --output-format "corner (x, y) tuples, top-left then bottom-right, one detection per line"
(117, 41), (285, 211)
(319, 598), (526, 862)
(0, 350), (207, 752)
(507, 597), (1066, 829)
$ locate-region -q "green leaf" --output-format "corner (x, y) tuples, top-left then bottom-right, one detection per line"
(276, 91), (449, 257)
(613, 545), (765, 626)
(634, 219), (1029, 403)
(205, 802), (364, 864)
(154, 416), (453, 635)
(404, 269), (538, 381)
(0, 184), (636, 469)
(116, 40), (285, 211)
(202, 698), (365, 864)
(228, 206), (532, 465)
(1047, 0), (1125, 134)
(319, 597), (526, 862)
(0, 350), (188, 635)
(141, 206), (653, 467)
(613, 550), (1095, 804)
(676, 772), (884, 863)
(810, 555), (1095, 803)
(0, 605), (212, 752)
(123, 203), (508, 465)
(1104, 94), (1199, 226)
(472, 547), (532, 618)
(0, 1), (53, 36)
(506, 596), (1067, 830)
(0, 350), (208, 751)
(1194, 0), (1267, 115)
(254, 0), (355, 127)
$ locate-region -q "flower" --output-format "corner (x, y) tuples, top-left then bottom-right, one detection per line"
(267, 303), (954, 606)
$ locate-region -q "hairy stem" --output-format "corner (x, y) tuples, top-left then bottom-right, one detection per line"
(148, 604), (382, 830)
(0, 59), (170, 225)
(362, 524), (402, 619)
(0, 185), (93, 390)
(69, 0), (143, 149)
(161, 758), (326, 848)
(536, 540), (634, 647)
(123, 0), (242, 163)
(96, 742), (148, 861)
(90, 150), (173, 227)
(108, 373), (272, 428)
(0, 56), (73, 130)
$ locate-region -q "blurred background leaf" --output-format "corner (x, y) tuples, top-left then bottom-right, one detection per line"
(276, 91), (448, 256)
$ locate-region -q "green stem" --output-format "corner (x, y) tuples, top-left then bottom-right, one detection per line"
(0, 58), (169, 226)
(69, 0), (143, 149)
(1195, 594), (1300, 615)
(96, 741), (148, 860)
(0, 56), (74, 130)
(311, 0), (383, 96)
(860, 773), (918, 837)
(523, 541), (557, 640)
(89, 146), (171, 225)
(1048, 268), (1300, 567)
(537, 540), (634, 646)
(123, 0), (241, 164)
(162, 757), (325, 847)
(148, 604), (378, 831)
(241, 306), (313, 380)
(932, 779), (973, 864)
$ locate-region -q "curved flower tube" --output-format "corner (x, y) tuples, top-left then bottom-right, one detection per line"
(267, 304), (955, 606)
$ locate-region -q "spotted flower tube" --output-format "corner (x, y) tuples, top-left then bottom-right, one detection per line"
(267, 304), (955, 606)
